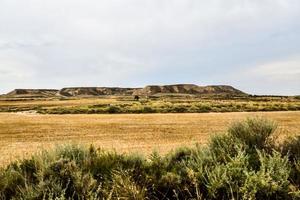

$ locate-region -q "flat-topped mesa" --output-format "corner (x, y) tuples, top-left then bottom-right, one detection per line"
(4, 84), (247, 97)
(133, 84), (247, 96)
(133, 84), (200, 96)
(58, 87), (141, 97)
(6, 89), (59, 97)
(201, 85), (246, 95)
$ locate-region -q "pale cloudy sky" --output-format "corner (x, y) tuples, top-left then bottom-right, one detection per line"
(0, 0), (299, 95)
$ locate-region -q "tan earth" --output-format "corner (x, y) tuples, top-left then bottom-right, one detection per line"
(0, 111), (299, 166)
(3, 84), (246, 98)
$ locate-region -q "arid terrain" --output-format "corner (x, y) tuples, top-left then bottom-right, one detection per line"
(1, 111), (299, 166)
(1, 85), (300, 198)
(3, 84), (247, 98)
(1, 85), (299, 167)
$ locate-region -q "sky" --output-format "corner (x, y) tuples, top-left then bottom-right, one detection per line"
(0, 0), (299, 95)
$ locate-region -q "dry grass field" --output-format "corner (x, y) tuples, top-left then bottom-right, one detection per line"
(0, 111), (299, 166)
(0, 98), (119, 112)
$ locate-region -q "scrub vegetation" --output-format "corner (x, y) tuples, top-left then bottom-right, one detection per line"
(0, 96), (299, 114)
(1, 118), (300, 199)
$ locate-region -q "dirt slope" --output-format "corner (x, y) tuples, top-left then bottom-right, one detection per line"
(5, 89), (59, 98)
(133, 84), (246, 96)
(58, 87), (140, 97)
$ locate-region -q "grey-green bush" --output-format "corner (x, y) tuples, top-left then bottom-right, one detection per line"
(0, 118), (300, 200)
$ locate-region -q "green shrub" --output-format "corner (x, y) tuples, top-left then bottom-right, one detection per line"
(281, 136), (300, 187)
(203, 148), (249, 199)
(108, 170), (147, 199)
(228, 117), (277, 151)
(172, 105), (189, 113)
(196, 104), (212, 112)
(0, 165), (25, 198)
(240, 151), (292, 200)
(281, 136), (300, 161)
(208, 134), (243, 163)
(0, 118), (299, 199)
(107, 105), (121, 114)
(290, 159), (300, 188)
(142, 106), (156, 113)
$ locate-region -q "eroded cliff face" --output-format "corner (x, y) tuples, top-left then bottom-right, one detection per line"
(133, 84), (246, 96)
(57, 87), (140, 96)
(6, 89), (59, 97)
(4, 84), (247, 97)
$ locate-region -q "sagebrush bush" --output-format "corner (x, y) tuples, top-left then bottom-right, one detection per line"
(208, 134), (243, 163)
(280, 136), (300, 188)
(228, 117), (277, 150)
(0, 118), (299, 200)
(281, 136), (300, 161)
(240, 151), (292, 200)
(202, 148), (249, 199)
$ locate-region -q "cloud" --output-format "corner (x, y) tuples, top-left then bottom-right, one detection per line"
(226, 55), (300, 95)
(0, 49), (38, 79)
(250, 56), (300, 81)
(0, 0), (300, 94)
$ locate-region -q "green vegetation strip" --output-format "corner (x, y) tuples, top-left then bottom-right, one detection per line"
(1, 97), (300, 114)
(1, 118), (300, 199)
(40, 101), (300, 114)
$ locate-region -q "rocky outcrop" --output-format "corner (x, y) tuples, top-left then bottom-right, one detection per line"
(4, 84), (247, 97)
(133, 84), (246, 96)
(58, 87), (141, 97)
(6, 89), (59, 97)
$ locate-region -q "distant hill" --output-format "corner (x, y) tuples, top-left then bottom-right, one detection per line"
(5, 89), (59, 98)
(58, 87), (140, 97)
(133, 84), (246, 96)
(3, 84), (247, 98)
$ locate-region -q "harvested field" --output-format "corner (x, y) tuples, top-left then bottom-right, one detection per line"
(0, 111), (299, 166)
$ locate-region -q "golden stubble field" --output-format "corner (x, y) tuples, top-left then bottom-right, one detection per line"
(0, 111), (300, 166)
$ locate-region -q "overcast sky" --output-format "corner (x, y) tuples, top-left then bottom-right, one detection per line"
(0, 0), (299, 95)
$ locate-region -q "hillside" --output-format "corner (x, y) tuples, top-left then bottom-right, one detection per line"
(133, 84), (246, 96)
(3, 84), (247, 98)
(5, 89), (59, 98)
(58, 87), (140, 97)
